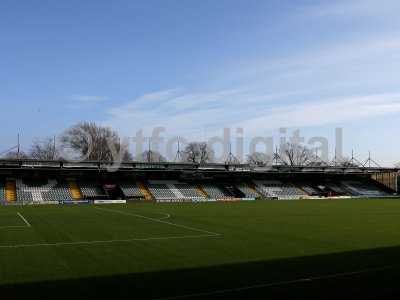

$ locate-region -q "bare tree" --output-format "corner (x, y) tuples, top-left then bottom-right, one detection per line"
(3, 151), (29, 159)
(139, 150), (166, 163)
(183, 142), (214, 164)
(246, 152), (272, 166)
(29, 137), (58, 160)
(279, 142), (314, 166)
(60, 122), (132, 162)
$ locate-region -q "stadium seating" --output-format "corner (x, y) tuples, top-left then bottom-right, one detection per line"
(254, 180), (307, 200)
(146, 181), (207, 201)
(16, 179), (72, 203)
(79, 182), (106, 199)
(0, 181), (5, 201)
(120, 182), (145, 199)
(43, 181), (73, 202)
(235, 184), (260, 198)
(341, 180), (388, 197)
(201, 183), (232, 199)
(173, 183), (206, 200)
(322, 182), (348, 196)
(0, 174), (392, 204)
(297, 184), (322, 196)
(147, 183), (177, 200)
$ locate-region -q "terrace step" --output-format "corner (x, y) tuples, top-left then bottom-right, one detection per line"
(69, 181), (83, 200)
(246, 183), (262, 197)
(138, 182), (154, 201)
(5, 180), (16, 202)
(197, 186), (209, 198)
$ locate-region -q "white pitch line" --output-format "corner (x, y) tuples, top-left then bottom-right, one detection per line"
(152, 264), (400, 300)
(0, 233), (219, 249)
(95, 207), (221, 236)
(17, 212), (31, 227)
(157, 212), (171, 220)
(0, 225), (29, 229)
(0, 208), (220, 249)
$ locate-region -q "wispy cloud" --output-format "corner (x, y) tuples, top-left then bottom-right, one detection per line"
(66, 95), (108, 109)
(222, 34), (400, 88)
(104, 28), (400, 140)
(302, 0), (400, 19)
(100, 1), (400, 166)
(70, 95), (108, 103)
(236, 93), (400, 135)
(104, 85), (400, 141)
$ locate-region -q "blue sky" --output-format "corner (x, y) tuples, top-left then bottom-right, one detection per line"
(1, 0), (400, 165)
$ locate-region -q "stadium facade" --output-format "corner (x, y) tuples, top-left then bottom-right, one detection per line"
(0, 159), (398, 205)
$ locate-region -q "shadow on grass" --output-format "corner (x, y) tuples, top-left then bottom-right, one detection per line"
(2, 245), (400, 299)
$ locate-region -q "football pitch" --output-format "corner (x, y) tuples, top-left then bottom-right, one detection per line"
(1, 199), (400, 299)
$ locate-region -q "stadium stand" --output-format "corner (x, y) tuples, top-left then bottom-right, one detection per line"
(0, 180), (5, 201)
(119, 182), (145, 199)
(146, 181), (209, 201)
(321, 182), (348, 196)
(0, 158), (395, 204)
(147, 183), (177, 201)
(173, 183), (206, 200)
(341, 180), (388, 197)
(297, 184), (323, 196)
(202, 183), (232, 199)
(254, 180), (307, 200)
(79, 182), (106, 199)
(16, 179), (72, 203)
(221, 184), (245, 198)
(236, 183), (260, 198)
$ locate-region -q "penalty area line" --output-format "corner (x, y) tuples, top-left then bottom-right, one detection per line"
(0, 233), (220, 249)
(17, 212), (32, 227)
(94, 207), (221, 237)
(0, 225), (29, 229)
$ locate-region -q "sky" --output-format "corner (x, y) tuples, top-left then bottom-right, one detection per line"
(1, 0), (400, 165)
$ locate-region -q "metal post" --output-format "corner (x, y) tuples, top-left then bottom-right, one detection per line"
(175, 138), (183, 162)
(17, 134), (20, 159)
(53, 135), (56, 160)
(147, 139), (152, 163)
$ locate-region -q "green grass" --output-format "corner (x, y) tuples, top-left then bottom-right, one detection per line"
(1, 199), (400, 299)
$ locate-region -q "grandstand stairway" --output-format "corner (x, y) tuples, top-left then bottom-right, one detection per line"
(197, 186), (209, 198)
(248, 184), (260, 195)
(138, 182), (154, 201)
(69, 181), (83, 200)
(5, 180), (16, 202)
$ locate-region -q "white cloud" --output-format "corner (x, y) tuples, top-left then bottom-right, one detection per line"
(101, 17), (400, 165)
(235, 93), (400, 135)
(104, 85), (400, 141)
(103, 33), (400, 140)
